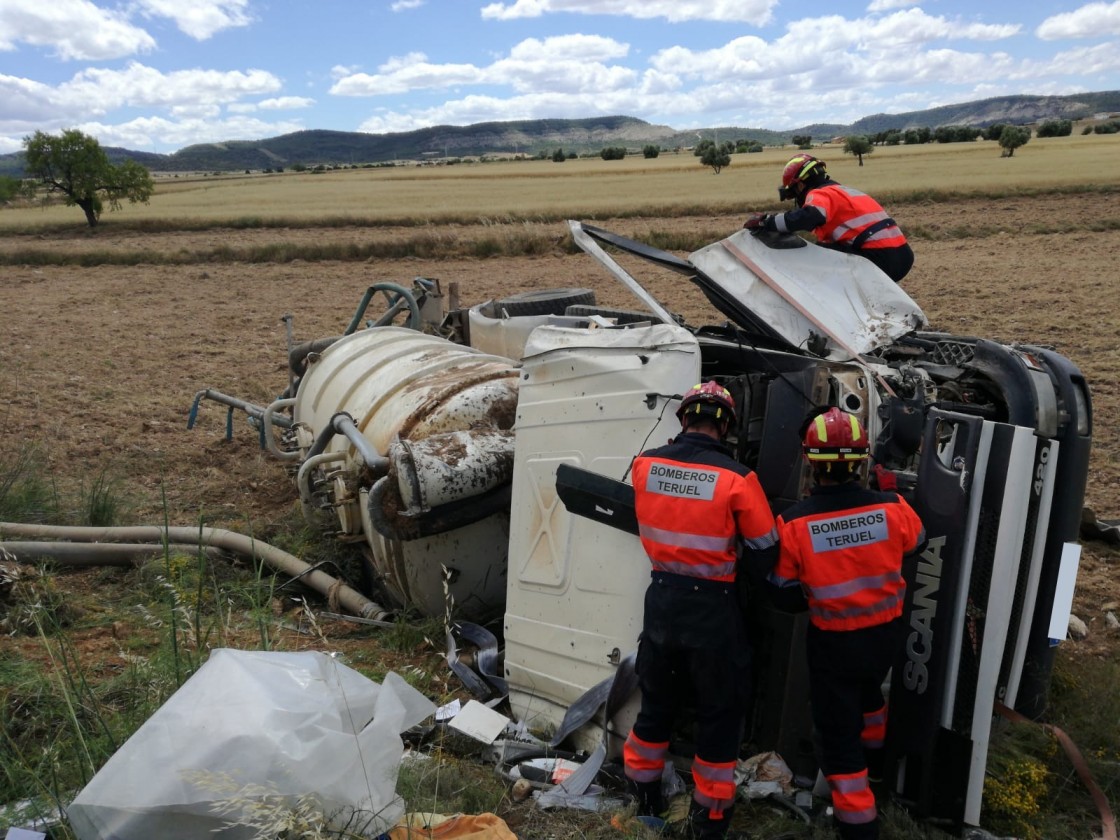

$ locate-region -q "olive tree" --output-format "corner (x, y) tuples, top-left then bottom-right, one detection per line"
(843, 135), (874, 166)
(998, 126), (1031, 158)
(694, 139), (731, 174)
(22, 129), (154, 227)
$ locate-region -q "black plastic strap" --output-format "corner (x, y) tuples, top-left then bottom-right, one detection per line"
(850, 217), (896, 250)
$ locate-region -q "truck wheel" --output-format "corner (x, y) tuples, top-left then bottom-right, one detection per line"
(564, 305), (663, 325)
(495, 288), (596, 317)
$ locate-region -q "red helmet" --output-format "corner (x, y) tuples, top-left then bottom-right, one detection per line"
(802, 407), (869, 461)
(677, 381), (736, 426)
(781, 153), (826, 189)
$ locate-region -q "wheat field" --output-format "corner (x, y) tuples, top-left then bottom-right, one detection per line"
(3, 132), (1119, 229)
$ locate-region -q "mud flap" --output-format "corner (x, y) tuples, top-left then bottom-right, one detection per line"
(554, 463), (638, 535)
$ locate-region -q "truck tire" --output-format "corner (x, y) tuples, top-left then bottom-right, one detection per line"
(495, 288), (596, 317)
(564, 305), (663, 325)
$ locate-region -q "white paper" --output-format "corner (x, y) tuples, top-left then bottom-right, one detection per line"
(435, 698), (461, 722)
(448, 699), (510, 743)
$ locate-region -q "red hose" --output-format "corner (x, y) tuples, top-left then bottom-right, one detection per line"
(995, 702), (1116, 840)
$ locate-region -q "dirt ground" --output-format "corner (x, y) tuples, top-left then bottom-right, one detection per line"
(1, 194), (1117, 657)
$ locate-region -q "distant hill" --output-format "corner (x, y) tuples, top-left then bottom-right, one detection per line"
(3, 91), (1119, 175)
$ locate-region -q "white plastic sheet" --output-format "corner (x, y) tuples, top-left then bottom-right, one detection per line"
(67, 648), (435, 840)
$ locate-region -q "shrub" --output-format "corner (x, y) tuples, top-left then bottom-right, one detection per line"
(1037, 119), (1072, 138)
(642, 144), (660, 159)
(0, 174), (21, 203)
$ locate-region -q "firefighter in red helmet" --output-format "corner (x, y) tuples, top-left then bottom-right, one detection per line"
(765, 407), (925, 839)
(623, 381), (778, 839)
(744, 153), (914, 283)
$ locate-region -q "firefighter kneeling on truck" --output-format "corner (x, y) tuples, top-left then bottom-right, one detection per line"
(623, 382), (778, 839)
(765, 407), (926, 840)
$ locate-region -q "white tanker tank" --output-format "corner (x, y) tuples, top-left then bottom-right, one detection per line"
(288, 325), (521, 621)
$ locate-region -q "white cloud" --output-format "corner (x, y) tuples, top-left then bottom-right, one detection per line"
(331, 57), (485, 96)
(227, 96), (314, 114)
(1037, 1), (1120, 40)
(0, 62), (282, 135)
(506, 33), (628, 62)
(0, 0), (156, 60)
(866, 0), (918, 11)
(649, 9), (1018, 85)
(58, 63), (282, 112)
(74, 114), (306, 149)
(480, 0), (778, 25)
(0, 73), (59, 123)
(331, 64), (361, 79)
(1023, 42), (1120, 76)
(336, 4), (1083, 138)
(390, 0), (424, 10)
(132, 0), (252, 40)
(358, 92), (613, 133)
(257, 96), (315, 110)
(332, 34), (633, 97)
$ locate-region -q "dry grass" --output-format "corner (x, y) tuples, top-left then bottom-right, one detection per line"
(4, 133), (1119, 230)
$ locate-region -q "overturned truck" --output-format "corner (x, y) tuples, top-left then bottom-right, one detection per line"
(195, 221), (1091, 834)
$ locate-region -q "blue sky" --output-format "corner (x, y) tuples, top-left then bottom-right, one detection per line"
(1, 0), (1118, 155)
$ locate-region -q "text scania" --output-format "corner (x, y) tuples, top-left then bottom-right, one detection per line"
(903, 536), (945, 693)
(647, 464), (718, 501)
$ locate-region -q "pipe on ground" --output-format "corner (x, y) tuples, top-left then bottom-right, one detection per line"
(0, 542), (226, 566)
(0, 523), (389, 620)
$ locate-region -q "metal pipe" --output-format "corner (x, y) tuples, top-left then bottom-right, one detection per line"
(188, 389), (294, 437)
(344, 283), (421, 334)
(331, 412), (389, 472)
(297, 451), (347, 525)
(0, 523), (390, 620)
(304, 412), (389, 475)
(262, 397), (299, 461)
(281, 313), (295, 398)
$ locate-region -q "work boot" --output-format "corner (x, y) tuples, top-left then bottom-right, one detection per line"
(835, 816), (879, 840)
(684, 799), (735, 839)
(629, 778), (666, 818)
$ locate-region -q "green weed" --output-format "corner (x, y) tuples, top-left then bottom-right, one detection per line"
(0, 447), (60, 524)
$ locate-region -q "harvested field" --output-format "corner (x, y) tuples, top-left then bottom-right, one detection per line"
(1, 186), (1119, 838)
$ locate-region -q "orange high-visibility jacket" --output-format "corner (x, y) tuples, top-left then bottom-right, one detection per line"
(769, 483), (925, 631)
(632, 433), (777, 583)
(803, 184), (907, 251)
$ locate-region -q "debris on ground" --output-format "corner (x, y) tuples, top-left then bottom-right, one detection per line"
(66, 649), (434, 840)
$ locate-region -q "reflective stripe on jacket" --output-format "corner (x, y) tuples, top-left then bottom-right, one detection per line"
(632, 432), (776, 583)
(805, 184), (907, 250)
(769, 483), (925, 631)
